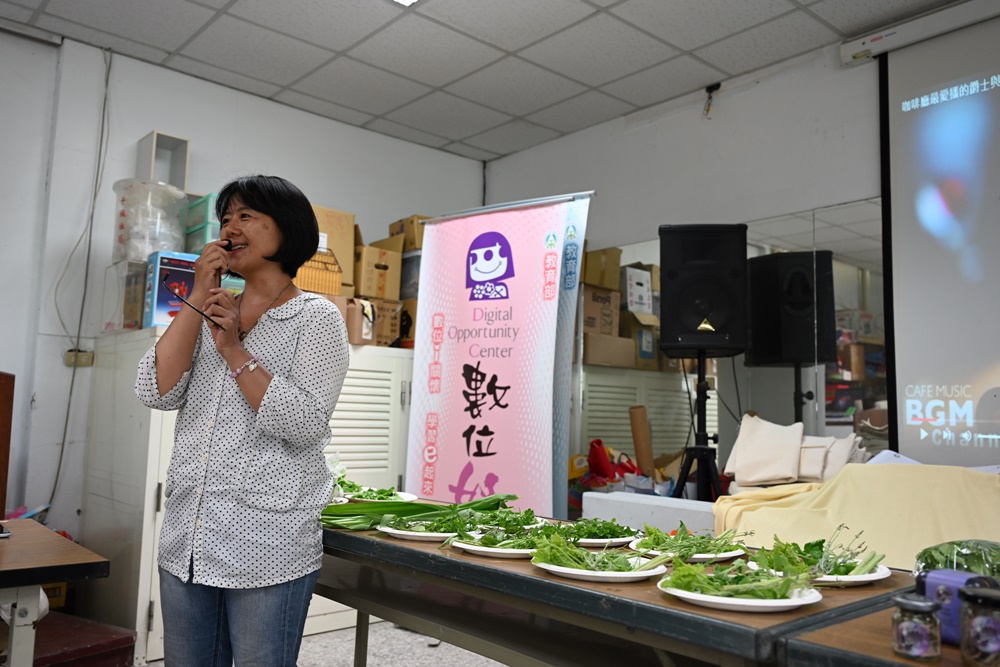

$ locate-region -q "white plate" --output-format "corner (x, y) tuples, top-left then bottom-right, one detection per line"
(627, 539), (745, 562)
(574, 535), (638, 548)
(375, 525), (457, 542)
(347, 491), (418, 503)
(532, 557), (666, 582)
(328, 497), (350, 505)
(746, 560), (892, 586)
(659, 581), (823, 612)
(451, 541), (536, 559)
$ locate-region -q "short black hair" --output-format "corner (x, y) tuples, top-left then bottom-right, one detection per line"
(215, 175), (318, 278)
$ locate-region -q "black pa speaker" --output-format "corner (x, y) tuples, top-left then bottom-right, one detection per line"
(745, 250), (837, 366)
(659, 224), (748, 358)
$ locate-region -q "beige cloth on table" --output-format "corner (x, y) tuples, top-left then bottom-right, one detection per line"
(713, 463), (1000, 571)
(724, 414), (804, 486)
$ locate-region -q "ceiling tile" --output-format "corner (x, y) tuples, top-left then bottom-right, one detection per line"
(845, 247), (885, 262)
(385, 92), (510, 140)
(274, 90), (373, 126)
(43, 0), (214, 51)
(190, 0), (228, 7)
(586, 0), (621, 6)
(843, 220), (883, 237)
(5, 0), (41, 8)
(294, 57), (431, 115)
(783, 225), (860, 246)
(0, 1), (33, 21)
(442, 142), (501, 161)
(813, 200), (882, 226)
(364, 119), (451, 148)
(168, 54), (281, 97)
(347, 13), (503, 87)
(519, 14), (676, 87)
(695, 11), (840, 76)
(35, 15), (170, 62)
(464, 120), (562, 155)
(180, 15), (334, 85)
(611, 0), (794, 51)
(416, 0), (594, 51)
(445, 57), (586, 116)
(601, 56), (725, 108)
(808, 0), (953, 37)
(527, 90), (634, 133)
(819, 236), (882, 252)
(228, 0), (401, 52)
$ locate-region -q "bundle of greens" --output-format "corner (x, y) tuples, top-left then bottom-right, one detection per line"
(661, 559), (815, 599)
(337, 478), (363, 494)
(633, 521), (750, 561)
(474, 507), (539, 532)
(444, 526), (542, 550)
(320, 494), (518, 530)
(381, 509), (477, 534)
(350, 486), (404, 501)
(549, 517), (639, 541)
(531, 534), (672, 572)
(753, 525), (885, 577)
(914, 540), (1000, 577)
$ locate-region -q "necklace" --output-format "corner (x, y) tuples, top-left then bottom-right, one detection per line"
(237, 280), (294, 342)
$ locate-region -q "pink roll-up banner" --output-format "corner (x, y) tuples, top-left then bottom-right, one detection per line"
(405, 193), (593, 515)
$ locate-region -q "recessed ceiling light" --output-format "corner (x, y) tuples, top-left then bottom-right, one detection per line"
(392, 0), (419, 6)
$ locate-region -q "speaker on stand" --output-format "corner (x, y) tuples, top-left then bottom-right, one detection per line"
(745, 250), (837, 422)
(659, 224), (748, 501)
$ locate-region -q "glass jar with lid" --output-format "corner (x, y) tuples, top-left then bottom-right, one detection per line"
(892, 593), (942, 660)
(958, 586), (1000, 667)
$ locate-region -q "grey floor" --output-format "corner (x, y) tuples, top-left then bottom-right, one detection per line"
(146, 622), (505, 666)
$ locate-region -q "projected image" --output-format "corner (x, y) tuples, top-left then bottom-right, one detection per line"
(908, 88), (993, 283)
(888, 17), (1000, 466)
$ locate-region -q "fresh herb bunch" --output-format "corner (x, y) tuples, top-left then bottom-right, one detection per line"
(337, 478), (363, 494)
(351, 486), (404, 501)
(661, 559), (815, 599)
(532, 535), (648, 572)
(381, 508), (478, 533)
(474, 508), (539, 532)
(553, 517), (639, 540)
(320, 494), (518, 530)
(634, 521), (751, 561)
(914, 540), (1000, 577)
(754, 525), (885, 577)
(444, 526), (542, 550)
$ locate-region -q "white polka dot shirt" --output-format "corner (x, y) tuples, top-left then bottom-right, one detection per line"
(135, 293), (349, 588)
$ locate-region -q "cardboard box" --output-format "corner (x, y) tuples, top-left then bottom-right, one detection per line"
(581, 285), (620, 336)
(42, 581), (67, 609)
(371, 298), (402, 346)
(641, 263), (660, 293)
(101, 260), (146, 332)
(313, 205), (355, 285)
(620, 312), (661, 371)
(583, 332), (635, 368)
(324, 296), (401, 347)
(388, 215), (430, 252)
(293, 249), (342, 295)
(400, 250), (420, 300)
(354, 226), (403, 301)
(583, 247), (621, 290)
(620, 266), (653, 314)
(660, 355), (718, 375)
(143, 251), (199, 329)
(400, 298), (418, 348)
(341, 283), (355, 298)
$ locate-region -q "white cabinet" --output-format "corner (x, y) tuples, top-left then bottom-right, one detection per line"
(78, 328), (412, 664)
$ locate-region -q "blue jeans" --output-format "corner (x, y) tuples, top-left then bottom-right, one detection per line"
(159, 566), (320, 666)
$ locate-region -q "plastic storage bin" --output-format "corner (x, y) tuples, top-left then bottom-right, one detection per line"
(185, 221), (220, 254)
(185, 193), (219, 230)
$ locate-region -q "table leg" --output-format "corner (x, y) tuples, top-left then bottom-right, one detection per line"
(353, 610), (370, 667)
(5, 585), (40, 667)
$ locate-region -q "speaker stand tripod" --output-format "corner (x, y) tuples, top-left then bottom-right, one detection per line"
(793, 361), (815, 424)
(670, 349), (722, 501)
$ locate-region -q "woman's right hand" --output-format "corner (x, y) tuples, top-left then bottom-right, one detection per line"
(192, 240), (230, 304)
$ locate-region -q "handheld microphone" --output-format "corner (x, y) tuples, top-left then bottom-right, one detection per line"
(217, 239), (232, 286)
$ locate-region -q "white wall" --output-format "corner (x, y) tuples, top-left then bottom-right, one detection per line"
(487, 44), (882, 463)
(2, 35), (483, 533)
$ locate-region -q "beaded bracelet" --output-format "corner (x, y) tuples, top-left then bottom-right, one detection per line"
(229, 355), (259, 379)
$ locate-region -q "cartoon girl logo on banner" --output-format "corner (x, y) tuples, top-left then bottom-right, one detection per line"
(467, 232), (515, 300)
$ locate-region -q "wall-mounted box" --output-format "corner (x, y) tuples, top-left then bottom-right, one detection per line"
(136, 131), (189, 192)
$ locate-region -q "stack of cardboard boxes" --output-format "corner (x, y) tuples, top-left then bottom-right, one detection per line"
(298, 206), (427, 348)
(580, 246), (709, 374)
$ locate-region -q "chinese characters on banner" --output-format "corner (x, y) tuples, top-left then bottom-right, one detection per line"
(406, 194), (593, 515)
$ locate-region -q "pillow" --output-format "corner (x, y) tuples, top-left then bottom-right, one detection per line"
(729, 414), (804, 486)
(798, 435), (835, 483)
(823, 434), (861, 481)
